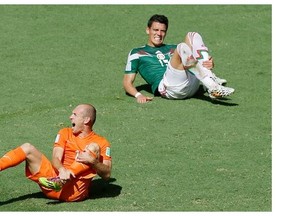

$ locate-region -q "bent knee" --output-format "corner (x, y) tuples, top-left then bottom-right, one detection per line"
(21, 143), (37, 154)
(86, 143), (100, 158)
(87, 143), (100, 151)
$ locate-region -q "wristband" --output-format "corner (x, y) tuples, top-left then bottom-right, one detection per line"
(135, 92), (142, 98)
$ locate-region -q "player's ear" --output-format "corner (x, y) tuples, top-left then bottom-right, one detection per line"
(146, 27), (150, 35)
(84, 117), (91, 125)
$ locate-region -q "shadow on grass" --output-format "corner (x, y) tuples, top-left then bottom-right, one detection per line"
(46, 178), (121, 205)
(134, 84), (239, 106)
(0, 178), (122, 206)
(88, 178), (122, 199)
(136, 84), (153, 94)
(193, 87), (239, 106)
(0, 191), (46, 206)
(125, 84), (154, 98)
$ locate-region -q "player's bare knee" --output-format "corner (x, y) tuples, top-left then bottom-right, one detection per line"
(87, 143), (100, 158)
(185, 32), (200, 47)
(88, 143), (100, 151)
(184, 34), (192, 48)
(21, 143), (36, 154)
(177, 43), (196, 68)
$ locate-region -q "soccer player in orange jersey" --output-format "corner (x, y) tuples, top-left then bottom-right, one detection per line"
(0, 104), (112, 202)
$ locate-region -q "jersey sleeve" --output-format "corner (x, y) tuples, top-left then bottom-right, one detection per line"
(124, 49), (139, 74)
(99, 138), (111, 162)
(54, 128), (69, 149)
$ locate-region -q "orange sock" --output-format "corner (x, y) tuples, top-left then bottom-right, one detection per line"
(69, 161), (90, 176)
(0, 147), (26, 171)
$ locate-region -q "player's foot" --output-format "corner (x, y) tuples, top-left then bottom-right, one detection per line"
(208, 85), (235, 99)
(38, 177), (64, 191)
(213, 75), (227, 85)
(210, 72), (227, 85)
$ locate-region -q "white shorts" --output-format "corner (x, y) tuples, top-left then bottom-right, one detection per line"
(158, 62), (200, 99)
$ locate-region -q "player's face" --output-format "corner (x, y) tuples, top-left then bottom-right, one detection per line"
(70, 105), (86, 135)
(146, 22), (167, 47)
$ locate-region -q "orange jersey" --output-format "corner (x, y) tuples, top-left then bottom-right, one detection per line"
(27, 128), (111, 202)
(54, 128), (111, 172)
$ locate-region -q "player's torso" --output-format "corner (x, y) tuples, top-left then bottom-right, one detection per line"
(136, 44), (176, 76)
(132, 44), (176, 92)
(63, 131), (102, 167)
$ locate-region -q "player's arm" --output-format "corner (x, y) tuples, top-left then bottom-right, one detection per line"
(123, 73), (153, 103)
(93, 159), (111, 181)
(76, 152), (112, 181)
(202, 56), (214, 70)
(52, 146), (75, 180)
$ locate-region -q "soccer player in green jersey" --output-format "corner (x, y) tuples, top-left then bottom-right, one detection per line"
(123, 14), (235, 103)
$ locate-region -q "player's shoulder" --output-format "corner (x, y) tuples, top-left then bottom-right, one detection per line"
(165, 43), (177, 47)
(163, 43), (177, 49)
(91, 132), (110, 146)
(129, 45), (148, 54)
(58, 127), (72, 134)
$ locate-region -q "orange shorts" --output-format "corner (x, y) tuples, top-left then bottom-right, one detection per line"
(26, 154), (92, 202)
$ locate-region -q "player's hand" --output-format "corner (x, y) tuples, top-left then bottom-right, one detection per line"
(58, 167), (75, 181)
(76, 149), (99, 165)
(136, 94), (153, 103)
(202, 56), (214, 70)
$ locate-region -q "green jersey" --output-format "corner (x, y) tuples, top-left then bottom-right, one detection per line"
(125, 44), (177, 94)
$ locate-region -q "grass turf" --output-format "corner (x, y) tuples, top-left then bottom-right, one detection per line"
(0, 5), (271, 211)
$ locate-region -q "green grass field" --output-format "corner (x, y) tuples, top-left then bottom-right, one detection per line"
(0, 5), (271, 211)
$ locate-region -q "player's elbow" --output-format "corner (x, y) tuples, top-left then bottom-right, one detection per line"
(123, 74), (135, 89)
(101, 172), (111, 181)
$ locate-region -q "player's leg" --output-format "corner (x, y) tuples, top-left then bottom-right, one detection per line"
(185, 32), (227, 85)
(175, 42), (217, 88)
(158, 44), (201, 99)
(169, 43), (194, 71)
(0, 143), (63, 198)
(0, 142), (42, 174)
(179, 33), (234, 98)
(39, 143), (99, 191)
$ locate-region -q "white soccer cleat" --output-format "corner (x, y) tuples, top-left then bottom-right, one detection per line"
(208, 85), (235, 99)
(211, 73), (227, 85)
(213, 76), (227, 85)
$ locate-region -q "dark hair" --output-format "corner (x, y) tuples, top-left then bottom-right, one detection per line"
(147, 14), (169, 30)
